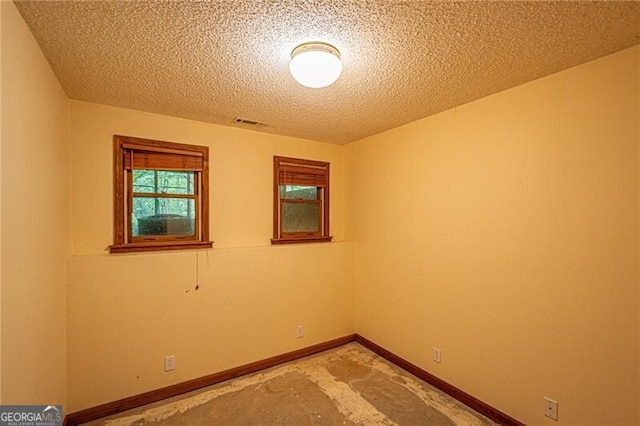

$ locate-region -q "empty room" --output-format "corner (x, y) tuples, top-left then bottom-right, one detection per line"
(2, 1), (639, 425)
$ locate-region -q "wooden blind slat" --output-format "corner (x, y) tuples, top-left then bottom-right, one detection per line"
(279, 172), (326, 187)
(280, 165), (326, 175)
(124, 150), (203, 171)
(121, 143), (203, 157)
(278, 164), (327, 187)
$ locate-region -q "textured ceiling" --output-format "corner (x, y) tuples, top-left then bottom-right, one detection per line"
(14, 1), (640, 145)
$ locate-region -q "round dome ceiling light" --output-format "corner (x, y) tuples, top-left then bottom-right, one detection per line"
(289, 42), (343, 89)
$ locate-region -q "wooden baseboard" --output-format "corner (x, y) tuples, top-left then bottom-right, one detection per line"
(65, 334), (355, 426)
(354, 334), (525, 426)
(66, 333), (524, 426)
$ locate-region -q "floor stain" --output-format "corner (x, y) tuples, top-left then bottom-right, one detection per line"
(352, 371), (455, 426)
(326, 358), (371, 383)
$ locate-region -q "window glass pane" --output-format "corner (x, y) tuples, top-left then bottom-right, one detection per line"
(279, 185), (318, 200)
(282, 202), (320, 233)
(132, 197), (195, 236)
(133, 170), (194, 194)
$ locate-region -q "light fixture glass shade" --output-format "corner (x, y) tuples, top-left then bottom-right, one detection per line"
(289, 42), (342, 89)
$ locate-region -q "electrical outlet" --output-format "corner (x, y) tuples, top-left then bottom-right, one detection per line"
(433, 347), (441, 364)
(296, 325), (304, 338)
(164, 355), (176, 372)
(544, 397), (558, 421)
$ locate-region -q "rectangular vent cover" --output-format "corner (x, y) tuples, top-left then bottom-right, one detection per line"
(233, 117), (266, 128)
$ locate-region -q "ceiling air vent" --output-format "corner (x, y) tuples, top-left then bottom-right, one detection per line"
(233, 117), (266, 128)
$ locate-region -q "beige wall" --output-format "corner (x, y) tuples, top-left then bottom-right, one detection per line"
(1, 1), (70, 406)
(66, 101), (354, 412)
(345, 46), (640, 425)
(637, 47), (640, 421)
(0, 0), (4, 403)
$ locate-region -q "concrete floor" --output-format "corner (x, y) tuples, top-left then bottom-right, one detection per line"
(87, 343), (497, 425)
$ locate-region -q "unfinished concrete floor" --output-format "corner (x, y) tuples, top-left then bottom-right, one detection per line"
(86, 343), (497, 425)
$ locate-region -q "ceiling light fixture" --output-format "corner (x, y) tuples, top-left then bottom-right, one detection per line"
(289, 42), (342, 89)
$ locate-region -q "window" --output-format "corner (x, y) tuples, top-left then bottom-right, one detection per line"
(272, 156), (332, 244)
(110, 135), (212, 253)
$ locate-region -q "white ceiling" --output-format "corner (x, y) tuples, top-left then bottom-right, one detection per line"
(14, 1), (640, 145)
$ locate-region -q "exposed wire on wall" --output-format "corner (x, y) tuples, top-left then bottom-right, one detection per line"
(191, 249), (211, 292)
(195, 250), (200, 291)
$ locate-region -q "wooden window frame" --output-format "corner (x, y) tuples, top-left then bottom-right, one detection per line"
(110, 135), (213, 253)
(271, 156), (332, 245)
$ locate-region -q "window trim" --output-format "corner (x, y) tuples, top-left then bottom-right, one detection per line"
(110, 135), (213, 254)
(271, 156), (332, 245)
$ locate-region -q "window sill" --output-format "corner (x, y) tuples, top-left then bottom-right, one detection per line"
(109, 240), (213, 254)
(270, 236), (333, 245)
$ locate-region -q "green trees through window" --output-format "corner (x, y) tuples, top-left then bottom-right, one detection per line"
(132, 170), (195, 237)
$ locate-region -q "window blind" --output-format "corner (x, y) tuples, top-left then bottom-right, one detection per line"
(123, 149), (203, 171)
(278, 163), (327, 187)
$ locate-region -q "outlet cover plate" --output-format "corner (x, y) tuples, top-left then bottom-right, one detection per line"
(544, 397), (558, 421)
(164, 355), (176, 372)
(433, 347), (441, 364)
